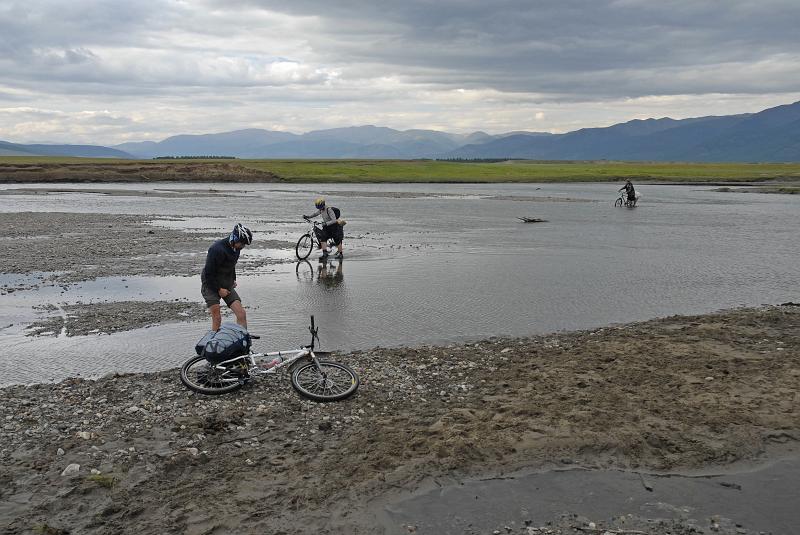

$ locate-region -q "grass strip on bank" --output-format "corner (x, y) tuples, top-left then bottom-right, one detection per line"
(237, 159), (800, 183)
(3, 156), (800, 183)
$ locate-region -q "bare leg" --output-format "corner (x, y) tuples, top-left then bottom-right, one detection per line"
(209, 304), (222, 331)
(229, 300), (247, 329)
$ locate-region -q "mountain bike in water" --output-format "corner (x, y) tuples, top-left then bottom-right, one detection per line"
(295, 217), (336, 259)
(614, 192), (637, 207)
(180, 316), (359, 401)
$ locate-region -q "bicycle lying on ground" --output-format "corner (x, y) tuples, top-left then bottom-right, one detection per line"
(295, 217), (336, 259)
(614, 192), (637, 207)
(180, 316), (359, 401)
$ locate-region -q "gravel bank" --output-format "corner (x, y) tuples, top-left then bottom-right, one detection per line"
(25, 301), (208, 337)
(0, 212), (291, 293)
(1, 305), (798, 534)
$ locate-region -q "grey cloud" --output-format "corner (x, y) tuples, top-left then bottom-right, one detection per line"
(231, 0), (800, 97)
(2, 0), (800, 143)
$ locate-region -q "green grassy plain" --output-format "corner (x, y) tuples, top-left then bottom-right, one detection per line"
(2, 156), (800, 183)
(237, 159), (800, 183)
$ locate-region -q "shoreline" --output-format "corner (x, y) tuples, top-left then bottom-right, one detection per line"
(2, 305), (798, 534)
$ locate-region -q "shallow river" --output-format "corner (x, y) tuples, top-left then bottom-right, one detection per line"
(1, 182), (798, 384)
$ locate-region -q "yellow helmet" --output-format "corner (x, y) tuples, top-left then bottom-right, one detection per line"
(314, 197), (326, 209)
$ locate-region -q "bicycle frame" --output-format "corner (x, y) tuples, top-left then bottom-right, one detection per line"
(305, 219), (336, 247)
(210, 316), (325, 376)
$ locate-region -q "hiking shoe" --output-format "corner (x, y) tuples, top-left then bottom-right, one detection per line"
(334, 251), (343, 259)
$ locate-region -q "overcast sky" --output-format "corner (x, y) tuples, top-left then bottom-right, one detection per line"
(2, 0), (800, 144)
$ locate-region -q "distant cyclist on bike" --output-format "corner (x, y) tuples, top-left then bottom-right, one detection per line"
(619, 180), (636, 205)
(304, 197), (345, 260)
(201, 223), (252, 331)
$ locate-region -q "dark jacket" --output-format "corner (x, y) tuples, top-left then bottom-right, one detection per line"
(201, 239), (239, 293)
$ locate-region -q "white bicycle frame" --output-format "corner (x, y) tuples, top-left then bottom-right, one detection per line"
(211, 347), (322, 376)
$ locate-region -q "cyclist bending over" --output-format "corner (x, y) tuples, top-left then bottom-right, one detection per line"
(304, 196), (345, 259)
(201, 223), (252, 331)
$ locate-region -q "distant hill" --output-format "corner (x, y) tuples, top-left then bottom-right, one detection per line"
(3, 101), (799, 161)
(112, 125), (509, 159)
(445, 101), (800, 162)
(0, 140), (134, 159)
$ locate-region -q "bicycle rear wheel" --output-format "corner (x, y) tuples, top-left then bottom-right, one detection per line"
(291, 360), (359, 401)
(180, 355), (245, 395)
(296, 233), (314, 259)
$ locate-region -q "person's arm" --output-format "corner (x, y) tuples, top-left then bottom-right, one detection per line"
(202, 247), (223, 293)
(304, 209), (322, 219)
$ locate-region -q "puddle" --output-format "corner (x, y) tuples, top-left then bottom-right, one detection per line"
(375, 457), (800, 534)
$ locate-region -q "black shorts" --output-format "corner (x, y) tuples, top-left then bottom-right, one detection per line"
(201, 285), (241, 308)
(315, 224), (344, 246)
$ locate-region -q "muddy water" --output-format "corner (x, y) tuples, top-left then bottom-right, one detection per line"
(374, 456), (800, 534)
(1, 182), (798, 384)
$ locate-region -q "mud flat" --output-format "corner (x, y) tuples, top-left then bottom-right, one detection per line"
(1, 305), (798, 534)
(0, 212), (291, 293)
(25, 301), (208, 337)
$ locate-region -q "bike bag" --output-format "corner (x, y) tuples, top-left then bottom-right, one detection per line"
(196, 322), (252, 364)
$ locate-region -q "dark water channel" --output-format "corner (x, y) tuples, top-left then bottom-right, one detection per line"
(374, 456), (800, 534)
(0, 182), (798, 384)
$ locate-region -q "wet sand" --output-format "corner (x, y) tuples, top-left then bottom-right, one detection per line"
(378, 456), (800, 534)
(1, 305), (798, 534)
(25, 301), (207, 337)
(0, 212), (291, 293)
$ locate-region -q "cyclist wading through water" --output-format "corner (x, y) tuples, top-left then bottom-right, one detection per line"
(619, 180), (636, 205)
(304, 196), (346, 260)
(201, 223), (252, 331)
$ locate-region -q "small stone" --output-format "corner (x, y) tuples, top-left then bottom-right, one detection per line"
(90, 468), (101, 475)
(57, 448), (65, 456)
(76, 431), (92, 440)
(185, 447), (199, 456)
(500, 348), (512, 353)
(61, 463), (80, 476)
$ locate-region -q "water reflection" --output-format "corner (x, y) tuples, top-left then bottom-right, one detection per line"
(318, 258), (344, 289)
(294, 260), (344, 289)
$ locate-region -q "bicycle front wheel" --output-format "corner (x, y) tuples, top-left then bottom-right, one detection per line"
(180, 355), (244, 395)
(614, 197), (623, 207)
(291, 360), (359, 401)
(296, 233), (314, 259)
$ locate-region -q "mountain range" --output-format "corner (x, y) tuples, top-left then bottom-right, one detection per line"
(2, 101), (799, 162)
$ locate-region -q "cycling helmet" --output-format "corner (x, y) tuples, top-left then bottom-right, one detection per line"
(314, 196), (326, 209)
(229, 223), (253, 245)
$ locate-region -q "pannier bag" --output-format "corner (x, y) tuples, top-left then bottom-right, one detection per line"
(195, 322), (251, 363)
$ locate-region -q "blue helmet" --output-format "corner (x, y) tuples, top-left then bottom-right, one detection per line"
(229, 223), (253, 245)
